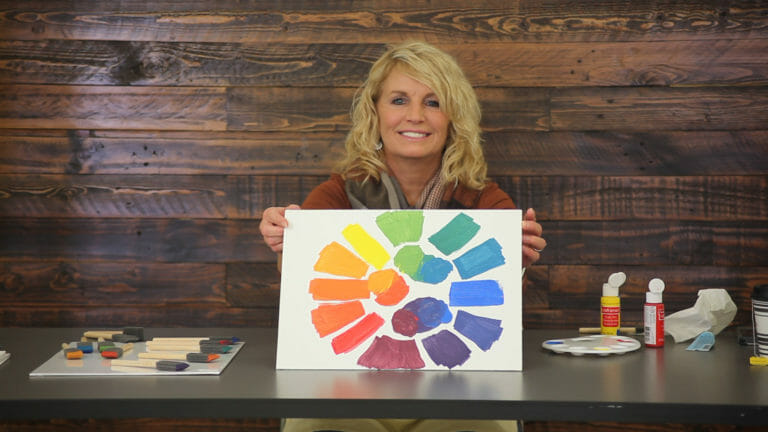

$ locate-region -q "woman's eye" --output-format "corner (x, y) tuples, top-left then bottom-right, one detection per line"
(392, 97), (406, 105)
(426, 99), (440, 108)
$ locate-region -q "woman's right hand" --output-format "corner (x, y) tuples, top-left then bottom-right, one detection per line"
(259, 204), (300, 253)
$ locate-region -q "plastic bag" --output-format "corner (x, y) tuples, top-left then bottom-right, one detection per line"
(664, 288), (737, 343)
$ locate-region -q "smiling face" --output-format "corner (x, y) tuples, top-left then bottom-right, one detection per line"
(376, 67), (450, 169)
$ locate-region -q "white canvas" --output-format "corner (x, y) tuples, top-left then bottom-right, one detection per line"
(276, 209), (522, 371)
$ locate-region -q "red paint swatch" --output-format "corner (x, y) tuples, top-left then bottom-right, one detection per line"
(331, 313), (384, 354)
(309, 278), (370, 301)
(357, 335), (425, 369)
(311, 301), (365, 337)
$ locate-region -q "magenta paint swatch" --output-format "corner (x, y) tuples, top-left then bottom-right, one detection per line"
(453, 310), (503, 351)
(357, 335), (425, 369)
(422, 330), (471, 369)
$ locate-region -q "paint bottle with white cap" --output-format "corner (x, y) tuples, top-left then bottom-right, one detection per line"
(600, 272), (625, 335)
(644, 278), (665, 347)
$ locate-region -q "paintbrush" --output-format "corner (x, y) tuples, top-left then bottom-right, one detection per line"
(139, 352), (220, 363)
(111, 359), (189, 371)
(151, 336), (239, 345)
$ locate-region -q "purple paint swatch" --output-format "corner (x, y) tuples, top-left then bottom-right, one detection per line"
(393, 297), (452, 336)
(453, 310), (503, 351)
(449, 280), (504, 306)
(357, 335), (425, 369)
(453, 238), (505, 279)
(422, 330), (471, 369)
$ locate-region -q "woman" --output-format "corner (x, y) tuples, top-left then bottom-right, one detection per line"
(261, 41), (543, 432)
(261, 40), (545, 262)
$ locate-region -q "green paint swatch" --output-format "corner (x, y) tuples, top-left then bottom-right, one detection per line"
(394, 245), (424, 280)
(376, 211), (424, 246)
(428, 213), (480, 255)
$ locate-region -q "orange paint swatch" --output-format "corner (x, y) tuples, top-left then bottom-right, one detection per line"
(367, 269), (397, 295)
(311, 301), (366, 337)
(309, 278), (371, 301)
(314, 241), (369, 278)
(331, 313), (385, 354)
(375, 272), (410, 306)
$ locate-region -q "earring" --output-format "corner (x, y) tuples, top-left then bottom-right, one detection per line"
(374, 139), (383, 151)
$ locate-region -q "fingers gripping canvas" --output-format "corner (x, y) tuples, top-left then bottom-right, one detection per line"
(276, 209), (522, 371)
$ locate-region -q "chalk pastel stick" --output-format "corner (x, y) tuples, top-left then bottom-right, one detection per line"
(63, 348), (83, 359)
(111, 359), (189, 371)
(139, 352), (220, 363)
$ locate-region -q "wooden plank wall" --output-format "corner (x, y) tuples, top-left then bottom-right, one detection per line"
(1, 1), (767, 431)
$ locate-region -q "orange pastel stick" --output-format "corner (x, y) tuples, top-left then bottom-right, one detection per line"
(311, 301), (366, 337)
(309, 278), (370, 301)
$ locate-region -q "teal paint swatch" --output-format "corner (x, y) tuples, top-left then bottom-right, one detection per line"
(428, 213), (480, 255)
(417, 255), (453, 284)
(453, 238), (505, 279)
(376, 210), (424, 246)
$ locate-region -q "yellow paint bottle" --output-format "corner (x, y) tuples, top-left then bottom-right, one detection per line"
(601, 283), (620, 335)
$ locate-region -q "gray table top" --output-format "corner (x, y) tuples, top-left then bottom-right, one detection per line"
(0, 327), (766, 424)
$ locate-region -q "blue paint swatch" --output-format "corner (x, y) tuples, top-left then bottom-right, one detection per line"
(453, 310), (503, 351)
(428, 213), (480, 255)
(422, 330), (471, 369)
(449, 280), (504, 306)
(417, 255), (453, 284)
(401, 297), (453, 333)
(453, 238), (505, 279)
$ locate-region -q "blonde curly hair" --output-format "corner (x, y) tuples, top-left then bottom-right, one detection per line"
(335, 40), (488, 190)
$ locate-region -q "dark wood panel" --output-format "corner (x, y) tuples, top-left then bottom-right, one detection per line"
(0, 174), (230, 218)
(5, 85), (765, 132)
(1, 1), (765, 43)
(2, 174), (765, 221)
(0, 218), (273, 263)
(497, 175), (768, 221)
(0, 305), (279, 327)
(551, 87), (768, 131)
(0, 262), (225, 305)
(484, 130), (768, 176)
(226, 262), (280, 308)
(3, 219), (766, 266)
(543, 220), (768, 266)
(0, 85), (227, 130)
(227, 86), (355, 132)
(3, 130), (766, 176)
(0, 130), (347, 175)
(3, 40), (766, 87)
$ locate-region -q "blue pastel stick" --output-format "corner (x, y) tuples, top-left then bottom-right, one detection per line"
(453, 238), (505, 279)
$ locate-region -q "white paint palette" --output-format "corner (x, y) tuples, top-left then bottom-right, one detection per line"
(542, 335), (641, 356)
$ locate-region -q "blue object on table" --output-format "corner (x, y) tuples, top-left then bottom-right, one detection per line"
(687, 331), (715, 351)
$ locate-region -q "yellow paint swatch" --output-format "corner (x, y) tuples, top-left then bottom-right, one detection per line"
(314, 241), (369, 278)
(342, 224), (390, 270)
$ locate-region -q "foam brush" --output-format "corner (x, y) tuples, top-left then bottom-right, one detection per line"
(111, 359), (189, 371)
(139, 352), (220, 363)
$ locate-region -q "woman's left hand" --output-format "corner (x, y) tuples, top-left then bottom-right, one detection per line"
(522, 208), (546, 268)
